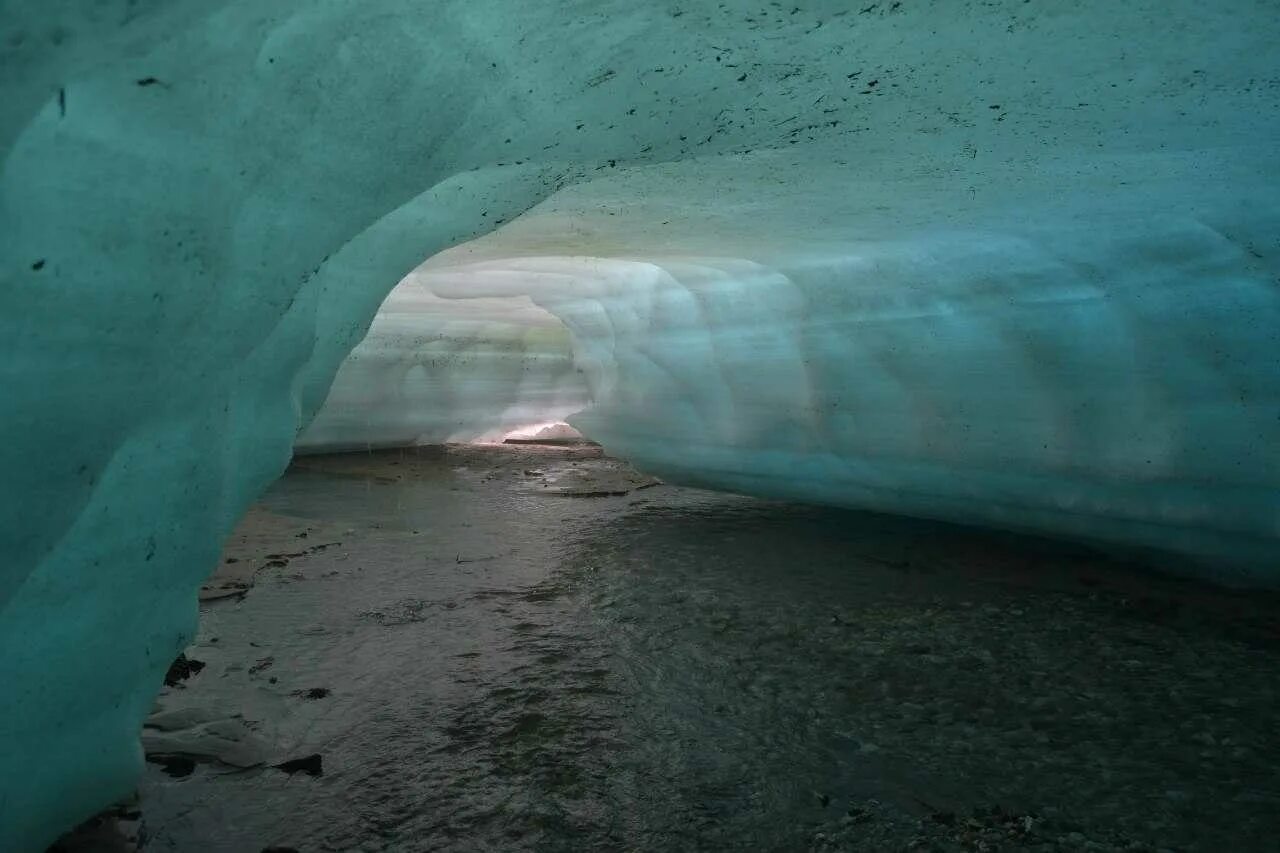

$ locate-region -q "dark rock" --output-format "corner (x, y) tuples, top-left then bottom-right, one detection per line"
(248, 656), (274, 675)
(273, 753), (323, 777)
(163, 654), (206, 687)
(46, 800), (142, 852)
(148, 754), (196, 778)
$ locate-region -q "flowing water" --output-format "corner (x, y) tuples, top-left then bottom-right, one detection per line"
(135, 445), (1280, 852)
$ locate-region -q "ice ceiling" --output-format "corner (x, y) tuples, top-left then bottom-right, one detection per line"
(2, 0), (1278, 847)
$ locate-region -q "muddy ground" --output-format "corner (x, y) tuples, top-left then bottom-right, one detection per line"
(55, 444), (1280, 852)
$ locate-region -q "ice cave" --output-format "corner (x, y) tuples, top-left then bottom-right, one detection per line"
(2, 1), (1279, 850)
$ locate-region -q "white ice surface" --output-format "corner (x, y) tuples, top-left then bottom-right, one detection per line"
(297, 279), (587, 450)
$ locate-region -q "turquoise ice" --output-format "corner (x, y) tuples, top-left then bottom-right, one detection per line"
(2, 1), (1278, 848)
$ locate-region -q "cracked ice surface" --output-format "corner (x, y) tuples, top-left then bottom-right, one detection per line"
(2, 0), (1279, 847)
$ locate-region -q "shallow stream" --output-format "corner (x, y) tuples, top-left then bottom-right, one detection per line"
(135, 445), (1280, 851)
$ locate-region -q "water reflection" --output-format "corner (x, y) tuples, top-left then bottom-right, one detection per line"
(141, 446), (1280, 852)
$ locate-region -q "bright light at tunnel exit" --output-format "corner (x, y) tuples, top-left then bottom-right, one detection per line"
(495, 421), (585, 443)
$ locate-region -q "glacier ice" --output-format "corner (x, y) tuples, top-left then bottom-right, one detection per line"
(297, 280), (587, 450)
(2, 0), (1278, 848)
(420, 167), (1280, 576)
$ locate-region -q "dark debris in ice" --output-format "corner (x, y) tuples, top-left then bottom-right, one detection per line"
(162, 653), (204, 687)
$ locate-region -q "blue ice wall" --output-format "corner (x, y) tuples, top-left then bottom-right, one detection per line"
(2, 1), (1278, 848)
(424, 194), (1280, 577)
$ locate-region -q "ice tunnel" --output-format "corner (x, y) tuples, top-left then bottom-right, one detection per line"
(2, 0), (1279, 848)
(295, 279), (589, 450)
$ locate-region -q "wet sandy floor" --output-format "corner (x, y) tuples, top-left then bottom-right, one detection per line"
(129, 445), (1280, 852)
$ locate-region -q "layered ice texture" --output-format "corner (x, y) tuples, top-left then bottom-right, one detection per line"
(2, 0), (1279, 847)
(410, 160), (1280, 577)
(296, 282), (587, 450)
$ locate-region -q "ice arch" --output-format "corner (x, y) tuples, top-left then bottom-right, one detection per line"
(296, 279), (588, 451)
(2, 0), (1278, 847)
